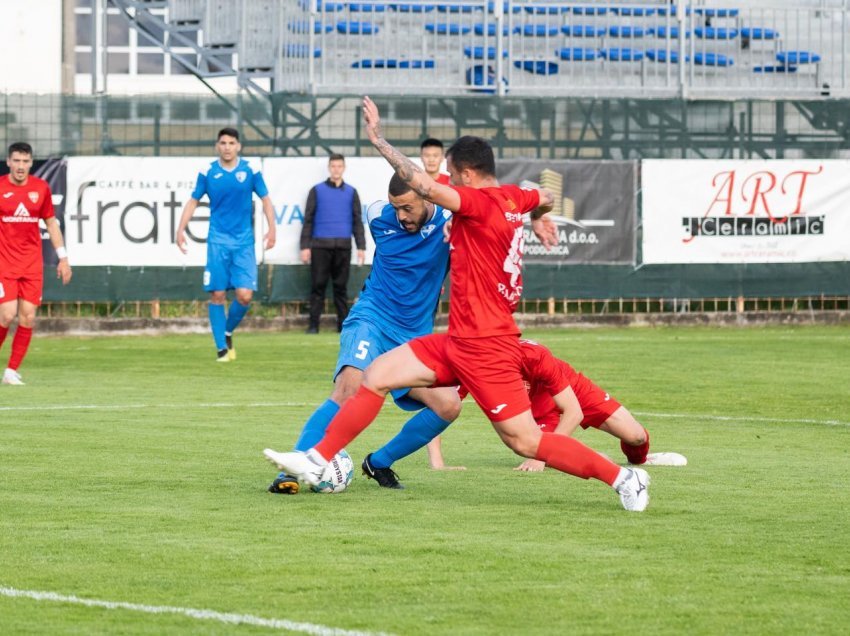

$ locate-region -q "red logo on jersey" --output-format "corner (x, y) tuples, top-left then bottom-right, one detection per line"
(28, 192), (39, 203)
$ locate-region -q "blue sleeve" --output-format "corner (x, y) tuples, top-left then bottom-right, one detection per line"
(253, 171), (269, 198)
(365, 200), (389, 242)
(191, 172), (207, 200)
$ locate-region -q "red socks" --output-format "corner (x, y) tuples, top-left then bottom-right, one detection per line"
(535, 433), (621, 486)
(621, 427), (650, 465)
(0, 325), (7, 349)
(314, 385), (385, 461)
(8, 326), (33, 371)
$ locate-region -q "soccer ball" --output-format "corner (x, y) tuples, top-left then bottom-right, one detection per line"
(310, 450), (355, 494)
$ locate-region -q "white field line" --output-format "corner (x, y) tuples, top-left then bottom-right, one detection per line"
(633, 411), (850, 428)
(1, 402), (848, 428)
(0, 586), (392, 636)
(0, 402), (311, 412)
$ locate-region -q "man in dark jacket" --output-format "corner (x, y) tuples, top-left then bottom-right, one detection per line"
(300, 154), (366, 333)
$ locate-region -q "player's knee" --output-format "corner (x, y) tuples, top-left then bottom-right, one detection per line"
(209, 292), (226, 305)
(235, 290), (252, 305)
(17, 311), (36, 328)
(502, 434), (538, 458)
(432, 396), (462, 422)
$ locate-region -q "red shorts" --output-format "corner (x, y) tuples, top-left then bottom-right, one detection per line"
(531, 375), (621, 431)
(409, 333), (531, 422)
(573, 373), (621, 429)
(0, 275), (43, 306)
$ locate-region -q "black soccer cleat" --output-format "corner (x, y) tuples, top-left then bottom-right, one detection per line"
(268, 473), (300, 495)
(362, 453), (404, 489)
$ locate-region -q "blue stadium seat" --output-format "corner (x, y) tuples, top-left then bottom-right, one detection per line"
(740, 27), (779, 40)
(466, 64), (507, 93)
(656, 6), (691, 16)
(777, 51), (821, 65)
(337, 21), (379, 35)
(517, 24), (561, 37)
(753, 65), (797, 73)
(488, 1), (521, 13)
(425, 23), (472, 35)
(654, 26), (690, 38)
(557, 47), (599, 61)
(562, 25), (606, 38)
(475, 23), (510, 36)
(695, 8), (739, 18)
(612, 7), (657, 17)
(464, 46), (508, 60)
(288, 21), (334, 35)
(299, 0), (345, 11)
(284, 45), (322, 58)
(646, 49), (681, 63)
(695, 27), (739, 40)
(571, 6), (608, 15)
(513, 60), (559, 75)
(391, 3), (437, 11)
(437, 3), (478, 12)
(609, 26), (653, 38)
(600, 48), (644, 62)
(523, 5), (565, 14)
(694, 52), (733, 67)
(348, 3), (387, 11)
(352, 59), (436, 68)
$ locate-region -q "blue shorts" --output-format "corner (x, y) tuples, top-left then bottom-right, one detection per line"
(204, 242), (257, 292)
(334, 317), (424, 411)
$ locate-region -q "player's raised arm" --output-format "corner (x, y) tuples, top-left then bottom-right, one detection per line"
(363, 96), (461, 212)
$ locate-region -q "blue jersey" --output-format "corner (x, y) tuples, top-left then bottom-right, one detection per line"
(347, 201), (451, 342)
(191, 158), (268, 246)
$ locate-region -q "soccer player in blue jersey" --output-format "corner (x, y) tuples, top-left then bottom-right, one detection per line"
(176, 128), (276, 362)
(269, 174), (462, 493)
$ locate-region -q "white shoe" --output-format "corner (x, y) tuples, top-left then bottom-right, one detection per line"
(2, 368), (24, 385)
(614, 467), (650, 512)
(641, 452), (688, 467)
(263, 448), (327, 487)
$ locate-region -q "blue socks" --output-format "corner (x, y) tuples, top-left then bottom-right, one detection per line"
(294, 399), (341, 452)
(208, 303), (227, 350)
(225, 300), (250, 334)
(370, 408), (452, 469)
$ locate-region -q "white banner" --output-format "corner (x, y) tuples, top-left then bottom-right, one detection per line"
(65, 156), (418, 266)
(642, 160), (850, 264)
(261, 156), (401, 265)
(66, 156), (263, 266)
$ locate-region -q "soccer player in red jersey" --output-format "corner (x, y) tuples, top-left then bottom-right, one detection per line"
(265, 98), (650, 511)
(368, 338), (685, 480)
(0, 143), (72, 385)
(419, 138), (451, 186)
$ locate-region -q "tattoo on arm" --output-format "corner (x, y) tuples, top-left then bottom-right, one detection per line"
(374, 138), (432, 198)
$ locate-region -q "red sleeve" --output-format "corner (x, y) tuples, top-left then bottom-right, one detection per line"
(504, 184), (541, 214)
(39, 181), (55, 220)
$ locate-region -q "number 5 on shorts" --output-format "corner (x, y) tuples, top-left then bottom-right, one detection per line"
(354, 340), (370, 360)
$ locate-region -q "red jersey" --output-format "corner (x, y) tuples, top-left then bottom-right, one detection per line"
(448, 184), (540, 338)
(0, 175), (54, 277)
(436, 173), (451, 185)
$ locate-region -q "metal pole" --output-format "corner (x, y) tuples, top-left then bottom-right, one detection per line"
(677, 0), (687, 99)
(496, 1), (505, 97)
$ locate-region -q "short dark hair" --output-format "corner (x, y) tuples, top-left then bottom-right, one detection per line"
(420, 138), (444, 151)
(329, 153), (345, 163)
(217, 127), (239, 141)
(388, 173), (413, 197)
(446, 136), (495, 177)
(8, 142), (33, 157)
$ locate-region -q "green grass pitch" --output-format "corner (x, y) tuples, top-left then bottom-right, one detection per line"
(1, 326), (849, 635)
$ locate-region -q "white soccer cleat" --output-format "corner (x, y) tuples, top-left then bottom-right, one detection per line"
(2, 368), (24, 385)
(263, 448), (327, 487)
(614, 467), (650, 512)
(641, 452), (688, 467)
